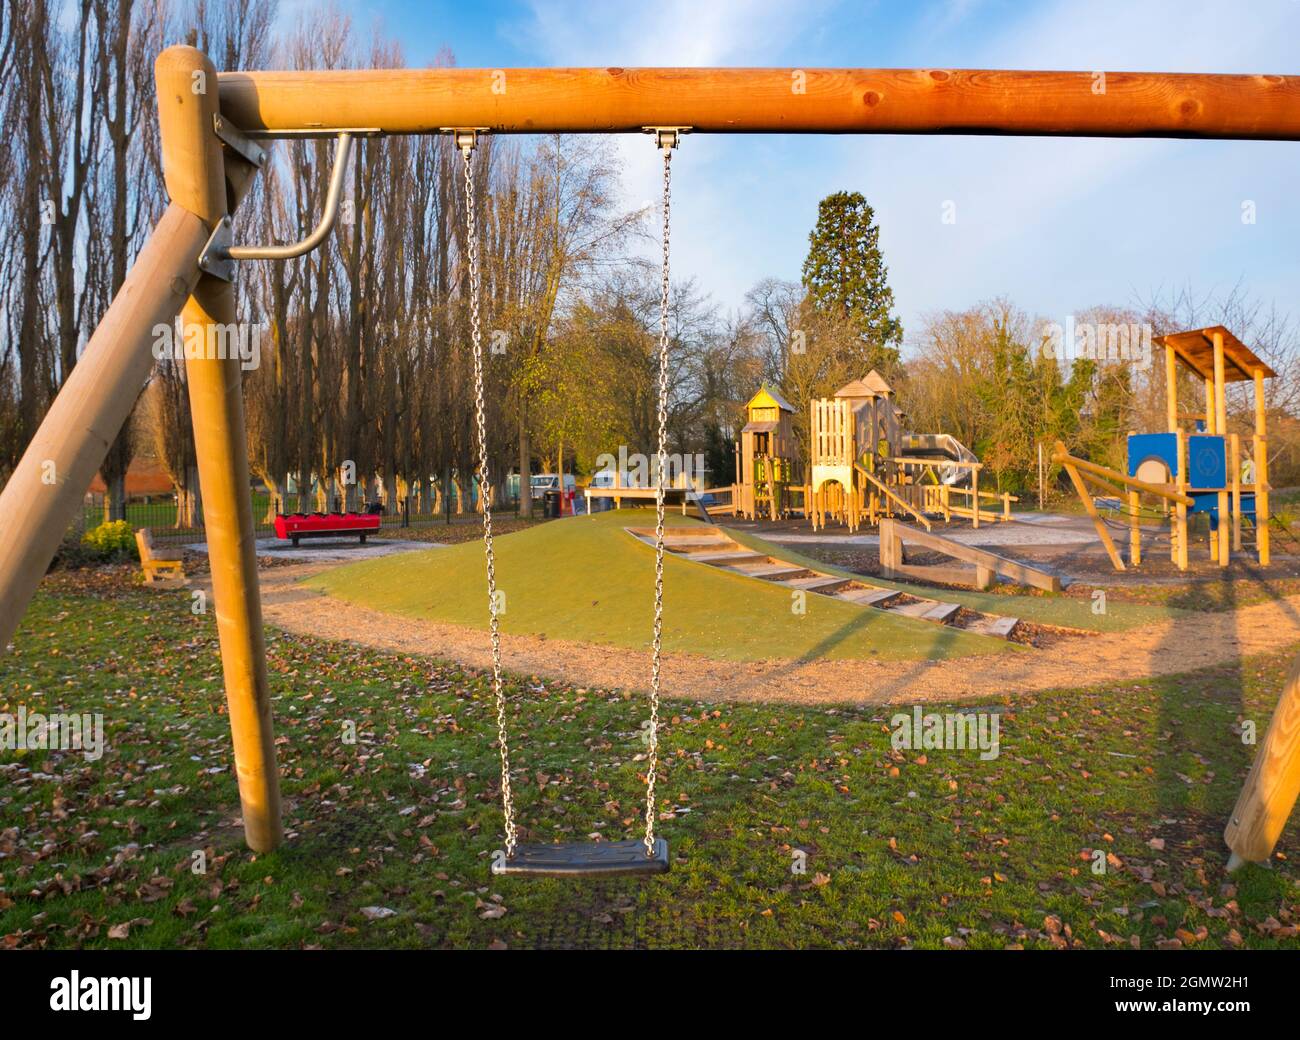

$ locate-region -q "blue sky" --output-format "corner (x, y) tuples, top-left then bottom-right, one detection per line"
(276, 0), (1300, 349)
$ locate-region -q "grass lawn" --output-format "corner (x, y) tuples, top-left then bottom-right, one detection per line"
(305, 509), (1179, 665)
(304, 509), (1018, 662)
(1, 576), (1298, 949)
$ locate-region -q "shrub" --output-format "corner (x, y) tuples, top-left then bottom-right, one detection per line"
(81, 519), (139, 561)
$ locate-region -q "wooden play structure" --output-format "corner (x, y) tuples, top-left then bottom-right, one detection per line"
(0, 58), (1296, 871)
(878, 518), (1062, 593)
(735, 385), (800, 520)
(1054, 326), (1274, 572)
(803, 371), (1003, 531)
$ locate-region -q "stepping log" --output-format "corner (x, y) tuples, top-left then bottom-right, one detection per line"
(965, 615), (1019, 639)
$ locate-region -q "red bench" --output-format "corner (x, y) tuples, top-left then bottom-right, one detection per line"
(274, 512), (382, 547)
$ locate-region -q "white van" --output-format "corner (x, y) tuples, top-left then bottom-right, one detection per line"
(529, 473), (576, 501)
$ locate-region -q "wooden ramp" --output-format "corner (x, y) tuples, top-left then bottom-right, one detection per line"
(879, 518), (1063, 593)
(627, 526), (1021, 640)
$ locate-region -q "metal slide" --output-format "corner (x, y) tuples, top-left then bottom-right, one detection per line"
(900, 433), (980, 487)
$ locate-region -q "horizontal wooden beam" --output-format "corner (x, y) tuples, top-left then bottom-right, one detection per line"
(880, 518), (1062, 592)
(216, 68), (1300, 139)
(1051, 449), (1195, 505)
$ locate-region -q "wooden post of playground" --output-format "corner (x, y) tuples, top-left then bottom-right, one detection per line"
(1165, 342), (1179, 565)
(1230, 433), (1242, 552)
(1254, 368), (1270, 566)
(1212, 331), (1230, 566)
(1128, 490), (1141, 566)
(971, 466), (980, 530)
(1165, 340), (1179, 433)
(157, 45), (282, 852)
(0, 206), (211, 651)
(1226, 652), (1300, 869)
(1175, 429), (1189, 571)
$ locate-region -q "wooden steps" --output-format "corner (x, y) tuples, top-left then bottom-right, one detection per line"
(624, 526), (1023, 641)
(965, 615), (1019, 639)
(838, 587), (902, 607)
(685, 549), (766, 564)
(779, 574), (852, 593)
(889, 599), (960, 623)
(661, 536), (728, 549)
(723, 562), (808, 580)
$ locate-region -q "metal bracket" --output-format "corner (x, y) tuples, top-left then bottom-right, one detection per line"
(198, 131), (354, 282)
(198, 216), (236, 282)
(441, 127), (490, 154)
(213, 113), (266, 168)
(643, 126), (692, 149)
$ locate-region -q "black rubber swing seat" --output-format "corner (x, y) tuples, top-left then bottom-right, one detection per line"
(496, 838), (669, 878)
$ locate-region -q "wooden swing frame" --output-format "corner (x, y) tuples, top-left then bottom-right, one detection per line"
(0, 50), (1297, 868)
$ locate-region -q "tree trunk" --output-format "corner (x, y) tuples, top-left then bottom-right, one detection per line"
(517, 401), (533, 518)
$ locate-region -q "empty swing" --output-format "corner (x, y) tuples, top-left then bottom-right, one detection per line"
(458, 128), (685, 878)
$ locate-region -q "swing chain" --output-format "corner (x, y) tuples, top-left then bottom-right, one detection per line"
(461, 134), (518, 858)
(645, 137), (673, 857)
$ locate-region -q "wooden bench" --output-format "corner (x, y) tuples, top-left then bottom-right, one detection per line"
(135, 528), (186, 584)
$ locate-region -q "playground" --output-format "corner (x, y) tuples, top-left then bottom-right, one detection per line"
(2, 7), (1300, 961)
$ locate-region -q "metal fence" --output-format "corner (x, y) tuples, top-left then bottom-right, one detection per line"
(81, 490), (523, 545)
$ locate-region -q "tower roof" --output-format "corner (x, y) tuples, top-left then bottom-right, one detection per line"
(1154, 326), (1275, 383)
(746, 384), (795, 413)
(834, 369), (893, 399)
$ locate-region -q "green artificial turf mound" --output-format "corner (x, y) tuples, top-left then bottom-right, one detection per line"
(303, 509), (1018, 663)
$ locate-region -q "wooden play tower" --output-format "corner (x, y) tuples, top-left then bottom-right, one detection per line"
(1054, 325), (1274, 572)
(736, 384), (798, 520)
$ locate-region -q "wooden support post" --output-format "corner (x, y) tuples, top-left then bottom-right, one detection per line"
(1128, 490), (1141, 566)
(1254, 368), (1270, 566)
(157, 45), (282, 853)
(1230, 433), (1242, 552)
(1175, 429), (1189, 571)
(0, 205), (210, 650)
(1212, 331), (1229, 566)
(1226, 651), (1300, 868)
(1165, 342), (1178, 433)
(972, 467), (980, 530)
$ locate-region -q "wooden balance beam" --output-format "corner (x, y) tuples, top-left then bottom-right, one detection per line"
(879, 518), (1062, 593)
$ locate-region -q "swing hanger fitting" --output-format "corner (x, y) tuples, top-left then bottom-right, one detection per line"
(643, 126), (692, 150)
(443, 127), (491, 155)
(199, 129), (355, 281)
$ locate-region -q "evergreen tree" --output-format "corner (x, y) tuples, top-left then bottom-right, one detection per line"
(801, 191), (904, 371)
